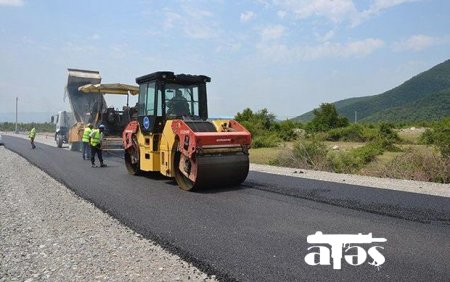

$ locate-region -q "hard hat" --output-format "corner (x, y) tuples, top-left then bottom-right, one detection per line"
(99, 124), (105, 129)
(87, 123), (93, 128)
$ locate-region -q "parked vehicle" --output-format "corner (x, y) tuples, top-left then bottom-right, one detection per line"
(51, 111), (75, 148)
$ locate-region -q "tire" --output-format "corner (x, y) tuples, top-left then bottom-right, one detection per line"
(173, 140), (197, 191)
(124, 135), (141, 175)
(56, 135), (63, 148)
(174, 150), (197, 191)
(125, 150), (141, 175)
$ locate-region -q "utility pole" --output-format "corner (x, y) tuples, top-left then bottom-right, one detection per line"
(354, 111), (357, 124)
(15, 97), (18, 133)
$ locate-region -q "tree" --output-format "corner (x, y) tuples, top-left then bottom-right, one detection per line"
(307, 103), (349, 132)
(235, 108), (254, 123)
(235, 108), (276, 131)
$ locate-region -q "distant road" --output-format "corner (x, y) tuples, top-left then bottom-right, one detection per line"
(3, 135), (450, 281)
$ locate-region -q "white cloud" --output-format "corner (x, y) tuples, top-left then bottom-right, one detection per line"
(183, 6), (213, 19)
(258, 38), (384, 62)
(240, 11), (255, 22)
(355, 0), (419, 25)
(269, 0), (422, 26)
(215, 42), (242, 53)
(368, 0), (418, 14)
(315, 30), (335, 42)
(90, 34), (100, 40)
(392, 34), (449, 52)
(162, 11), (182, 30)
(0, 0), (24, 6)
(161, 6), (217, 39)
(183, 25), (217, 39)
(261, 25), (285, 41)
(277, 10), (287, 18)
(272, 0), (357, 22)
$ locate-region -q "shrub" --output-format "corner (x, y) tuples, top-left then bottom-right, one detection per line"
(327, 124), (366, 142)
(329, 141), (385, 173)
(252, 133), (281, 148)
(377, 150), (450, 183)
(236, 108), (302, 146)
(275, 120), (303, 141)
(366, 123), (401, 151)
(361, 125), (379, 140)
(420, 119), (450, 158)
(329, 151), (360, 173)
(277, 139), (332, 171)
(377, 122), (399, 144)
(420, 128), (434, 145)
(351, 142), (384, 163)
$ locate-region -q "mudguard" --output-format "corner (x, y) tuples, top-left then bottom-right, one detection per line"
(122, 120), (139, 150)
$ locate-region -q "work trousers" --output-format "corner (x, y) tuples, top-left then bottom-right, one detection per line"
(90, 145), (103, 165)
(30, 137), (36, 149)
(82, 141), (90, 159)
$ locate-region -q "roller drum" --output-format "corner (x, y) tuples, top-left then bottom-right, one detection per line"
(175, 152), (249, 191)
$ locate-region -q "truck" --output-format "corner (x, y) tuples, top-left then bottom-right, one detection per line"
(64, 68), (105, 151)
(51, 110), (75, 148)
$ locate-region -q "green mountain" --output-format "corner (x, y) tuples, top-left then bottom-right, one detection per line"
(293, 59), (450, 123)
(363, 88), (450, 122)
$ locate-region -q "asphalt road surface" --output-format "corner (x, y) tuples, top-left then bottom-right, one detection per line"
(3, 136), (450, 281)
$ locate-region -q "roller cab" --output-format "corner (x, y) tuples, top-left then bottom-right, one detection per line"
(122, 72), (251, 191)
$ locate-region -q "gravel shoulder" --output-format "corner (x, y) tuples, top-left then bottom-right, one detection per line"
(3, 132), (449, 198)
(0, 146), (215, 281)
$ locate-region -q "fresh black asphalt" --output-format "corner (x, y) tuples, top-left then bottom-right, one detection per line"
(3, 135), (450, 281)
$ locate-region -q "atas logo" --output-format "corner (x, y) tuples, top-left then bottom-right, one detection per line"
(143, 116), (150, 130)
(305, 231), (386, 270)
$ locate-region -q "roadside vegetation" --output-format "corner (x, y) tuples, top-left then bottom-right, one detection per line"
(0, 122), (54, 133)
(240, 105), (450, 184)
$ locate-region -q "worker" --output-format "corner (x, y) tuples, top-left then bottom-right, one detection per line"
(81, 123), (93, 160)
(167, 90), (190, 116)
(28, 127), (36, 149)
(89, 124), (107, 168)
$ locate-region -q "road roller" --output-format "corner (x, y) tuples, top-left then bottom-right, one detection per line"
(122, 71), (252, 191)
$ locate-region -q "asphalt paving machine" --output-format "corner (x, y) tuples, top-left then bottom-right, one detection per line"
(63, 69), (138, 151)
(78, 83), (139, 150)
(122, 71), (252, 191)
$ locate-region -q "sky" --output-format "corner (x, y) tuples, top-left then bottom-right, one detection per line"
(1, 0), (450, 121)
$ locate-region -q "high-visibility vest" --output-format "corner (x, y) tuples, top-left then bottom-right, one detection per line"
(82, 127), (92, 142)
(90, 130), (101, 147)
(29, 128), (36, 138)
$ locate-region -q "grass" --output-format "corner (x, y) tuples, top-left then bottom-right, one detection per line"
(323, 141), (365, 151)
(249, 142), (435, 166)
(249, 144), (287, 165)
(396, 127), (426, 144)
(361, 151), (404, 174)
(249, 139), (449, 183)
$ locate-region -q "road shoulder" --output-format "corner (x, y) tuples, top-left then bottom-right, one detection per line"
(0, 146), (215, 281)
